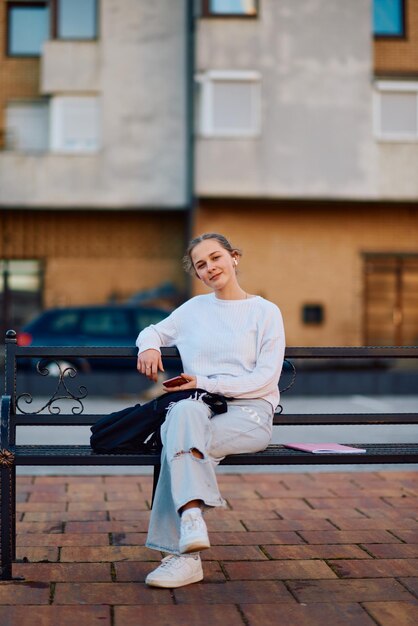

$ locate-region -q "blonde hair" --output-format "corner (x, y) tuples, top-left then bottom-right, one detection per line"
(182, 233), (242, 275)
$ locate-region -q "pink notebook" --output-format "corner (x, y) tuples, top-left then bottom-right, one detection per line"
(284, 443), (367, 454)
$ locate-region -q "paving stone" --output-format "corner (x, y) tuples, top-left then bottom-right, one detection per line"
(60, 546), (158, 562)
(54, 582), (173, 605)
(277, 508), (365, 519)
(13, 563), (111, 582)
(16, 547), (59, 562)
(362, 544), (418, 558)
(399, 578), (418, 596)
(326, 517), (418, 530)
(104, 476), (149, 485)
(220, 487), (267, 498)
(111, 532), (148, 546)
(358, 508), (418, 519)
(287, 579), (416, 603)
(201, 546), (267, 561)
(329, 558), (418, 578)
(114, 604), (245, 626)
(16, 492), (29, 503)
(238, 518), (336, 531)
(104, 490), (144, 501)
(306, 497), (393, 511)
(224, 560), (337, 580)
(67, 500), (149, 512)
(0, 582), (50, 605)
(264, 544), (371, 560)
(17, 522), (64, 533)
(17, 502), (67, 512)
(362, 602), (418, 626)
(66, 521), (149, 533)
(383, 497), (418, 508)
(390, 530), (418, 543)
(0, 606), (111, 626)
(17, 533), (109, 546)
(23, 511), (108, 522)
(174, 580), (294, 604)
(227, 498), (313, 511)
(241, 602), (377, 626)
(213, 509), (281, 519)
(208, 531), (305, 545)
(256, 486), (335, 498)
(110, 510), (160, 521)
(205, 519), (248, 532)
(28, 493), (71, 502)
(115, 560), (226, 583)
(299, 530), (401, 544)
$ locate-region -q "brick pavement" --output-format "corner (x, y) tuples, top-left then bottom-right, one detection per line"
(1, 471), (417, 625)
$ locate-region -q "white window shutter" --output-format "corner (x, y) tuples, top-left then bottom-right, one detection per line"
(5, 101), (49, 152)
(50, 96), (100, 153)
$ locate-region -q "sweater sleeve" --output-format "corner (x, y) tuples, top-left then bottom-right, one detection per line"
(195, 310), (285, 399)
(135, 312), (178, 354)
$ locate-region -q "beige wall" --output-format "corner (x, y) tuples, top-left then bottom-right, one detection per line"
(194, 201), (418, 346)
(0, 209), (187, 307)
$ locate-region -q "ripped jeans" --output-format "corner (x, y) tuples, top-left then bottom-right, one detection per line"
(146, 397), (273, 554)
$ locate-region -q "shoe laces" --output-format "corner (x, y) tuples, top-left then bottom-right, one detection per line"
(181, 513), (205, 532)
(159, 554), (196, 570)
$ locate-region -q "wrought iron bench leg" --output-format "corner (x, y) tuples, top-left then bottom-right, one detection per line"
(0, 456), (15, 581)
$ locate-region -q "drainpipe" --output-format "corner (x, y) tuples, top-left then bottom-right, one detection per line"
(184, 0), (196, 300)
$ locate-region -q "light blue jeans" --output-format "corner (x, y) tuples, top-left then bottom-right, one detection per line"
(146, 397), (273, 554)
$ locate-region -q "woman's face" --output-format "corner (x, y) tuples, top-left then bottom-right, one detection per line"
(191, 239), (237, 291)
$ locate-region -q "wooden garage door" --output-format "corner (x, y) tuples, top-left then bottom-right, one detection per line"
(364, 254), (418, 346)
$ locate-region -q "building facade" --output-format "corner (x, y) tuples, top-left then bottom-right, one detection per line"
(1, 0), (417, 346)
(193, 0), (418, 346)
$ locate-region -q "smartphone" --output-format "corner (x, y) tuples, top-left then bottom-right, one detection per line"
(163, 375), (188, 388)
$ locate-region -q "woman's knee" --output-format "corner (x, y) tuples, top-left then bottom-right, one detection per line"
(165, 398), (211, 424)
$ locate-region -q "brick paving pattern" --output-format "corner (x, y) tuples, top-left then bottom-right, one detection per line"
(1, 471), (417, 625)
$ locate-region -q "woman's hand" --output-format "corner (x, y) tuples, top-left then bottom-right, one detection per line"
(137, 349), (164, 382)
(162, 373), (197, 392)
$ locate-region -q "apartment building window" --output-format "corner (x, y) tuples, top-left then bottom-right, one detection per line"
(50, 96), (100, 153)
(203, 0), (258, 16)
(202, 0), (258, 17)
(374, 81), (418, 141)
(6, 0), (98, 55)
(0, 260), (43, 337)
(197, 70), (261, 137)
(55, 0), (98, 40)
(373, 0), (405, 37)
(7, 1), (49, 56)
(5, 100), (49, 152)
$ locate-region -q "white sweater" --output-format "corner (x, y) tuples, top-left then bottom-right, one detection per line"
(136, 293), (286, 410)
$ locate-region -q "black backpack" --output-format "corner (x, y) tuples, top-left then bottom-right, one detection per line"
(90, 389), (228, 454)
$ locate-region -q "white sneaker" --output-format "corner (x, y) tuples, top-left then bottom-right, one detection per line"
(145, 554), (203, 588)
(179, 510), (210, 554)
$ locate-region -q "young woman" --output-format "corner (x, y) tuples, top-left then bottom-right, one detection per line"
(136, 233), (285, 588)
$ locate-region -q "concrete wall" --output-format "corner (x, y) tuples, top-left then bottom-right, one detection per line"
(0, 0), (188, 208)
(196, 0), (418, 201)
(196, 0), (377, 200)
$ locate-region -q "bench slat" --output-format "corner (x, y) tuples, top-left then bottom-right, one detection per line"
(14, 412), (418, 426)
(12, 443), (418, 465)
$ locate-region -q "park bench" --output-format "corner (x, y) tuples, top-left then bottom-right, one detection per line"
(1, 329), (418, 580)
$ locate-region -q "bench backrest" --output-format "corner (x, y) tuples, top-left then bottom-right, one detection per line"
(3, 330), (418, 432)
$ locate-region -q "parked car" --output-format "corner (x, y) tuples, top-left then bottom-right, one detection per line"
(17, 304), (173, 373)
